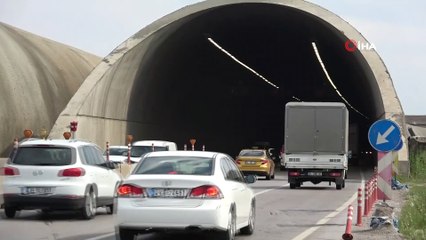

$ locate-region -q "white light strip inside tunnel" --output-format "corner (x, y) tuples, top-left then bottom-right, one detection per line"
(311, 42), (368, 119)
(292, 96), (302, 101)
(207, 37), (279, 89)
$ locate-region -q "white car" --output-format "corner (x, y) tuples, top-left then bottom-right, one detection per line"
(0, 139), (122, 219)
(129, 140), (177, 163)
(115, 151), (256, 240)
(104, 145), (128, 163)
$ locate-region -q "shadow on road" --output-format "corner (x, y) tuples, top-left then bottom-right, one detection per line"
(0, 208), (111, 222)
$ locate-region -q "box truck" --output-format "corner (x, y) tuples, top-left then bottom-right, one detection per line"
(284, 102), (349, 189)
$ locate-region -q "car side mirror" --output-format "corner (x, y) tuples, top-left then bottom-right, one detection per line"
(245, 175), (257, 184)
(105, 161), (117, 169)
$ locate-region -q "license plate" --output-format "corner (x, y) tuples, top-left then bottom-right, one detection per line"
(245, 161), (256, 165)
(147, 188), (187, 198)
(21, 187), (53, 195)
(307, 172), (322, 176)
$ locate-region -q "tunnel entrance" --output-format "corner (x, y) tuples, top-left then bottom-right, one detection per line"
(126, 3), (379, 161)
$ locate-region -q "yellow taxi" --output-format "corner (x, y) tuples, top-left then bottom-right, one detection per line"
(236, 148), (275, 180)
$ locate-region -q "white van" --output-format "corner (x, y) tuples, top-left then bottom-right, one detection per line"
(129, 140), (177, 163)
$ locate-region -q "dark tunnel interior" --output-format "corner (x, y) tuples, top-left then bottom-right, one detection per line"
(127, 3), (380, 163)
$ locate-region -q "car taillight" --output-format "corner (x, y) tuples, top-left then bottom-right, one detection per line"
(117, 184), (144, 198)
(58, 168), (85, 177)
(329, 172), (341, 177)
(0, 167), (20, 176)
(261, 159), (268, 165)
(289, 171), (300, 176)
(188, 185), (223, 199)
(236, 160), (241, 164)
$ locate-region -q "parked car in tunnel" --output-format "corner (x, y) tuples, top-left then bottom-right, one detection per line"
(103, 145), (128, 163)
(267, 147), (280, 165)
(235, 149), (275, 180)
(129, 140), (177, 163)
(279, 144), (286, 171)
(115, 151), (256, 240)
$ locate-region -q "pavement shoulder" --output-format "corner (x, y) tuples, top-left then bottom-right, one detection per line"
(350, 188), (408, 240)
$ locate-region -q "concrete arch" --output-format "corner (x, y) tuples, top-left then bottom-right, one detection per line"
(0, 22), (101, 156)
(49, 0), (408, 173)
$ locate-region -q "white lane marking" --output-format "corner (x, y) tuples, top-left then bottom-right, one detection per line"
(291, 169), (366, 240)
(291, 191), (358, 240)
(86, 232), (114, 240)
(255, 184), (289, 196)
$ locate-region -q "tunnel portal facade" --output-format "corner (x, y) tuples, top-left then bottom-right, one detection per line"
(49, 0), (408, 173)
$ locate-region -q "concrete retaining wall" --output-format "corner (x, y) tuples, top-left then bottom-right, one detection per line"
(0, 22), (101, 157)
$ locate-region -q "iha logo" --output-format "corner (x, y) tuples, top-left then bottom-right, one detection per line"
(344, 39), (376, 52)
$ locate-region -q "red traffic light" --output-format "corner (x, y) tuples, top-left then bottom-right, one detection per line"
(70, 121), (78, 132)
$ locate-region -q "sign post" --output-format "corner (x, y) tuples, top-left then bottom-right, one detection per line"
(127, 135), (133, 164)
(190, 139), (196, 151)
(70, 121), (78, 139)
(368, 119), (401, 201)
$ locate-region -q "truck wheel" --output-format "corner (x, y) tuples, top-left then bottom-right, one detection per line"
(342, 180), (346, 188)
(336, 183), (343, 190)
(290, 183), (296, 189)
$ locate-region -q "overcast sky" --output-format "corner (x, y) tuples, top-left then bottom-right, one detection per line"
(0, 0), (424, 115)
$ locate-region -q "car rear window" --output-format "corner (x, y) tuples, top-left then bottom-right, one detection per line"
(134, 156), (213, 175)
(106, 148), (127, 156)
(239, 150), (265, 157)
(12, 147), (73, 166)
(130, 146), (168, 157)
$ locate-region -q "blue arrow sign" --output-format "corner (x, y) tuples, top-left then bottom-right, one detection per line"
(393, 137), (403, 151)
(368, 119), (401, 152)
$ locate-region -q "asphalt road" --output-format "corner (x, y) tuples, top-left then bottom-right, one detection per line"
(0, 165), (373, 240)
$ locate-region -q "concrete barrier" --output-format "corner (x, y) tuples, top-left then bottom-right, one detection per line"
(116, 163), (135, 179)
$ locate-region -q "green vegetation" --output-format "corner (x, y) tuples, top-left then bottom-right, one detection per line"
(399, 150), (426, 240)
(409, 151), (426, 180)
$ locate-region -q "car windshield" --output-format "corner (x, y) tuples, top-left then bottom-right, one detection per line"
(12, 147), (72, 166)
(130, 146), (168, 157)
(106, 148), (127, 156)
(239, 150), (265, 157)
(134, 156), (213, 175)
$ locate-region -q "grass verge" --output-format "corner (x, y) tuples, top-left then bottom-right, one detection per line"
(398, 150), (426, 240)
(399, 185), (426, 239)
